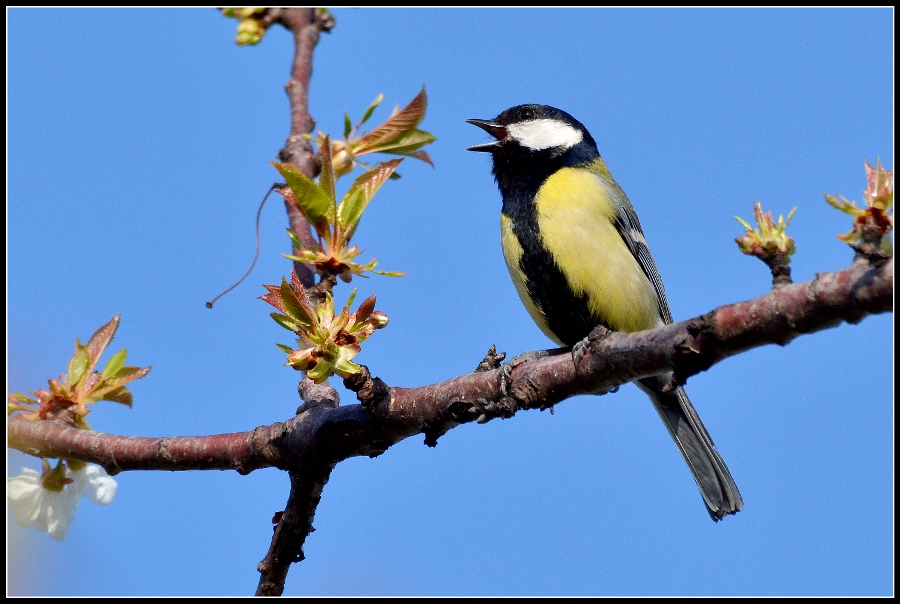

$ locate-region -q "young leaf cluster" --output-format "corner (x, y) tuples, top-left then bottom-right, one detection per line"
(273, 88), (435, 283)
(308, 87), (435, 177)
(735, 202), (798, 262)
(260, 269), (389, 383)
(7, 316), (151, 429)
(265, 90), (434, 382)
(274, 150), (405, 283)
(825, 158), (893, 254)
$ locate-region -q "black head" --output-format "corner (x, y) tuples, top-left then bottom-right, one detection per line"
(466, 104), (598, 159)
(467, 105), (601, 198)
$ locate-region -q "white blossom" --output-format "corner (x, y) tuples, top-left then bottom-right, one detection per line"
(7, 463), (117, 540)
(69, 464), (118, 506)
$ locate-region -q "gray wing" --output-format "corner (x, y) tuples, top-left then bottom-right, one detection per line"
(608, 185), (673, 325)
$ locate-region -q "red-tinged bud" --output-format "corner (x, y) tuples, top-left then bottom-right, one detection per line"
(369, 311), (389, 329)
(355, 295), (376, 322)
(330, 141), (356, 177)
(287, 348), (318, 372)
(864, 159), (893, 210)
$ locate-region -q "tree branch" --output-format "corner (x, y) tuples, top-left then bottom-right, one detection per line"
(256, 461), (335, 596)
(6, 420), (284, 474)
(10, 256), (892, 467)
(262, 9), (336, 591)
(275, 7), (333, 290)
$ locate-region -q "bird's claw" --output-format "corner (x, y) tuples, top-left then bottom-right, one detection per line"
(572, 324), (613, 369)
(498, 350), (551, 396)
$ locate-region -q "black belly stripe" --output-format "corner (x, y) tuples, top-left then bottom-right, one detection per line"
(504, 207), (608, 347)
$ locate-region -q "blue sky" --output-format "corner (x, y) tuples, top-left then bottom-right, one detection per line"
(7, 7), (893, 596)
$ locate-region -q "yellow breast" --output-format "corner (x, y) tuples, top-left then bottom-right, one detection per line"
(533, 167), (660, 334)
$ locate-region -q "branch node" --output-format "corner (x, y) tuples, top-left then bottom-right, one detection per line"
(850, 224), (892, 269)
(498, 349), (553, 397)
(306, 273), (338, 307)
(313, 8), (336, 32)
(296, 378), (340, 415)
(475, 344), (506, 372)
(510, 377), (544, 410)
(673, 316), (716, 385)
(422, 422), (445, 448)
(448, 397), (517, 426)
(343, 365), (390, 414)
(767, 258), (794, 289)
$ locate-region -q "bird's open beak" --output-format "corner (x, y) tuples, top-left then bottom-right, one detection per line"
(466, 119), (507, 152)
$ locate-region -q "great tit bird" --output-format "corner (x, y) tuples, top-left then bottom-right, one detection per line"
(467, 104), (742, 521)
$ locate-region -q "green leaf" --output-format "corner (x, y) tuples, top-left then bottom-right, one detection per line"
(271, 312), (300, 333)
(275, 343), (294, 354)
(68, 342), (90, 386)
(403, 150), (434, 167)
(356, 87), (428, 152)
(279, 277), (315, 327)
(273, 162), (331, 227)
(371, 269), (408, 277)
(359, 93), (384, 126)
(338, 158), (404, 238)
(89, 366), (149, 404)
(307, 359), (333, 383)
(338, 188), (364, 233)
(786, 206), (797, 223)
(318, 136), (338, 227)
(100, 386), (133, 407)
(108, 365), (151, 384)
(333, 359), (361, 379)
(345, 288), (358, 310)
(364, 129), (436, 156)
(282, 252), (319, 263)
(286, 228), (305, 250)
(343, 112), (352, 139)
(322, 291), (336, 322)
(734, 215), (753, 231)
(85, 315), (120, 375)
(102, 348), (127, 378)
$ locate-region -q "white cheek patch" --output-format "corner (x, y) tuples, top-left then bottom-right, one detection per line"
(506, 118), (583, 151)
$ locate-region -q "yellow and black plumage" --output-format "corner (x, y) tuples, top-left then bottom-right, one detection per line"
(467, 104), (742, 521)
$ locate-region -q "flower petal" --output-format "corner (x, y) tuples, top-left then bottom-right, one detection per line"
(31, 489), (74, 541)
(82, 465), (118, 506)
(7, 469), (44, 528)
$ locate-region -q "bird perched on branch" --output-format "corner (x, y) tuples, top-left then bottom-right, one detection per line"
(467, 104), (742, 520)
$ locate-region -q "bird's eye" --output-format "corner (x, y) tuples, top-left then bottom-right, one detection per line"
(519, 108), (535, 121)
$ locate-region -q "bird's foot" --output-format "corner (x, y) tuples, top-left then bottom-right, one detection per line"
(572, 324), (613, 368)
(572, 325), (619, 393)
